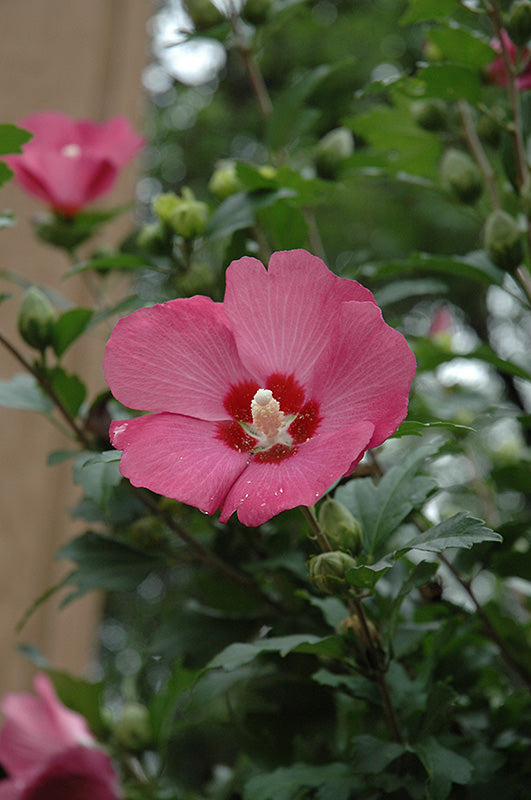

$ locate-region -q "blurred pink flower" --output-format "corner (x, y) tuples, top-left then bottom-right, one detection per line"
(4, 112), (144, 216)
(0, 674), (121, 800)
(487, 30), (531, 89)
(104, 249), (416, 527)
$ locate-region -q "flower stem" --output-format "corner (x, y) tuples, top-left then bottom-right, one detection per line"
(439, 553), (531, 689)
(457, 100), (501, 209)
(136, 488), (285, 614)
(0, 330), (92, 448)
(302, 505), (404, 744)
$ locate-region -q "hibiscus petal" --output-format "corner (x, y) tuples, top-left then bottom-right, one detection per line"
(223, 249), (375, 386)
(0, 675), (92, 778)
(219, 421), (374, 526)
(310, 300), (416, 448)
(76, 117), (145, 166)
(8, 150), (118, 214)
(22, 746), (121, 800)
(104, 297), (254, 420)
(111, 413), (251, 515)
(14, 112), (79, 149)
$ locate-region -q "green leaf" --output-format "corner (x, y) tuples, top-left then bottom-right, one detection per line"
(335, 439), (441, 556)
(414, 737), (473, 800)
(0, 373), (53, 413)
(0, 123), (32, 155)
(362, 252), (505, 287)
(416, 63), (483, 103)
(52, 307), (94, 358)
(413, 338), (531, 382)
(400, 0), (458, 25)
(56, 530), (166, 603)
(345, 557), (395, 590)
(427, 26), (494, 69)
(374, 278), (448, 307)
(0, 162), (13, 187)
(244, 762), (358, 800)
(389, 561), (439, 637)
(73, 450), (123, 506)
(394, 420), (475, 437)
(350, 734), (405, 773)
(419, 682), (458, 738)
(349, 105), (442, 179)
(206, 189), (296, 240)
(48, 670), (106, 738)
(65, 253), (148, 277)
(399, 512), (502, 553)
(207, 634), (343, 672)
(47, 367), (86, 418)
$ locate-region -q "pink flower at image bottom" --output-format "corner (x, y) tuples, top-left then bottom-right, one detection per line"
(104, 249), (416, 526)
(0, 674), (121, 800)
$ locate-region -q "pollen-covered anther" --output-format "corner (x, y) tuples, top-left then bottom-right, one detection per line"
(251, 388), (285, 438)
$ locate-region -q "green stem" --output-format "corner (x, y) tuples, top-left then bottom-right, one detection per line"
(0, 330), (92, 448)
(439, 553), (531, 689)
(457, 100), (501, 209)
(136, 488), (284, 614)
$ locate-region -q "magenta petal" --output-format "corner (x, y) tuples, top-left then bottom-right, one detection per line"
(22, 747), (121, 800)
(76, 117), (145, 166)
(104, 297), (254, 419)
(0, 779), (21, 800)
(223, 249), (376, 385)
(0, 675), (93, 779)
(311, 300), (416, 449)
(111, 413), (251, 515)
(219, 421), (374, 526)
(14, 112), (79, 149)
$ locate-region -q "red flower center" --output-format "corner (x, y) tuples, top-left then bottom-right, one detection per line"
(218, 373), (320, 462)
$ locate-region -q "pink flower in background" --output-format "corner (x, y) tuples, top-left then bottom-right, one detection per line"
(4, 112), (144, 216)
(0, 673), (121, 800)
(104, 249), (416, 527)
(487, 30), (531, 89)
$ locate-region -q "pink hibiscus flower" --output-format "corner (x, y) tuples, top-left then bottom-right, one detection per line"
(4, 112), (144, 216)
(104, 249), (416, 527)
(0, 674), (121, 800)
(487, 30), (531, 89)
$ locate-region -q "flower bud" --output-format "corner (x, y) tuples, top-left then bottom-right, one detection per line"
(507, 0), (531, 46)
(136, 221), (169, 254)
(113, 702), (152, 751)
(410, 99), (447, 131)
(309, 551), (358, 595)
(484, 209), (524, 271)
(257, 165), (277, 181)
(314, 127), (354, 179)
(185, 0), (225, 31)
(440, 149), (483, 204)
(152, 192), (181, 225)
(34, 212), (95, 251)
(153, 189), (209, 240)
(208, 161), (243, 199)
(17, 287), (55, 352)
(318, 498), (362, 554)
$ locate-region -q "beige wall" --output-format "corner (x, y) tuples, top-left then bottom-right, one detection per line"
(0, 1), (151, 692)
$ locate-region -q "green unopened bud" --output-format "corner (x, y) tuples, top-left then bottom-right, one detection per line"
(410, 99), (447, 131)
(314, 127), (354, 179)
(168, 188), (209, 239)
(179, 261), (216, 296)
(113, 702), (152, 751)
(152, 193), (181, 225)
(484, 209), (524, 271)
(318, 499), (362, 554)
(309, 551), (358, 595)
(242, 0), (273, 25)
(476, 108), (504, 147)
(136, 221), (169, 254)
(185, 0), (225, 31)
(208, 161), (243, 199)
(440, 149), (483, 204)
(507, 0), (531, 46)
(17, 287), (55, 352)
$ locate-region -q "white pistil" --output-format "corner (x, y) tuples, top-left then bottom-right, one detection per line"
(251, 388), (285, 439)
(61, 143), (82, 159)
